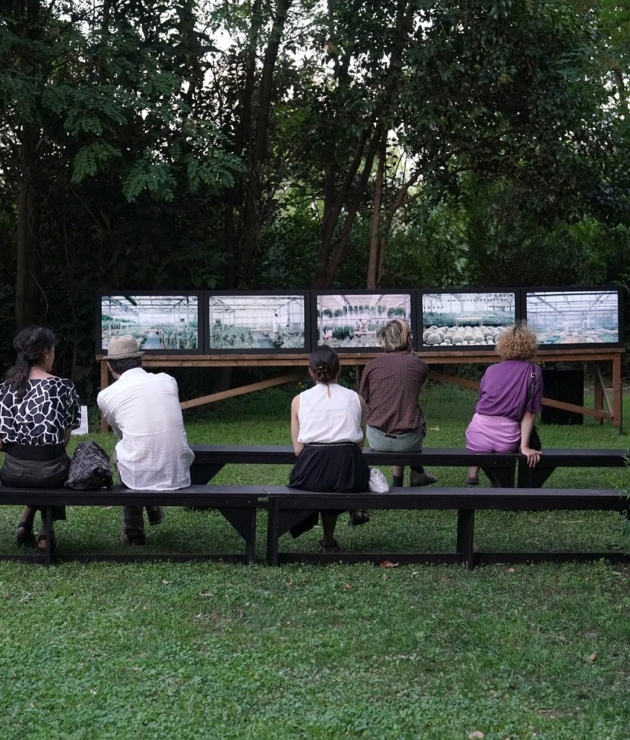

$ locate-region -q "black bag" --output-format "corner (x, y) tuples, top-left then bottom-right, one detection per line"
(526, 364), (542, 451)
(65, 441), (113, 490)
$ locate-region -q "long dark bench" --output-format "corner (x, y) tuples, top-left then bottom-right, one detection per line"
(190, 445), (520, 487)
(0, 484), (264, 566)
(2, 444), (627, 567)
(190, 444), (630, 489)
(264, 486), (630, 569)
(517, 448), (629, 487)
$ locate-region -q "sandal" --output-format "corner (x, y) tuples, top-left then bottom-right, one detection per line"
(349, 509), (370, 526)
(16, 521), (36, 547)
(37, 533), (57, 552)
(318, 538), (341, 554)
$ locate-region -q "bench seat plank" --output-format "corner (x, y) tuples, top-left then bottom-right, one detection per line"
(190, 444), (630, 489)
(264, 486), (627, 568)
(190, 445), (519, 487)
(0, 484), (265, 565)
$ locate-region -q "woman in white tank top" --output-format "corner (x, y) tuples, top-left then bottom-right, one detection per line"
(288, 346), (371, 552)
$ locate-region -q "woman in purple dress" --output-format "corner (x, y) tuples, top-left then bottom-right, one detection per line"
(465, 323), (543, 485)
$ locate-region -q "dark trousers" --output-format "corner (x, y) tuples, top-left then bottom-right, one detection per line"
(0, 454), (70, 521)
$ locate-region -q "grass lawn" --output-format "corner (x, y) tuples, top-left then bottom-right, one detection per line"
(1, 382), (629, 739)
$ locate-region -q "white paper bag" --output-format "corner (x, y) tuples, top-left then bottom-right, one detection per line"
(368, 468), (389, 493)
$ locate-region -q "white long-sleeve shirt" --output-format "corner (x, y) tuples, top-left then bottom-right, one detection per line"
(97, 367), (194, 490)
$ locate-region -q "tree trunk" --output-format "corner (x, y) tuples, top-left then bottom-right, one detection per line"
(238, 0), (293, 285)
(16, 122), (40, 329)
(367, 132), (387, 289)
(15, 0), (42, 329)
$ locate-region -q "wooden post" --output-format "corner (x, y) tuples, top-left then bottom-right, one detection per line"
(612, 353), (623, 432)
(100, 361), (109, 432)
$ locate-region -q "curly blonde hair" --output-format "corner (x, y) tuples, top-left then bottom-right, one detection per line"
(496, 322), (538, 361)
(377, 319), (411, 352)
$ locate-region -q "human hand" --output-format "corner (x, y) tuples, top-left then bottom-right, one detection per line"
(521, 447), (542, 467)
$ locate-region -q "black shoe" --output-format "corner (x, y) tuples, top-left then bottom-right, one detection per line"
(349, 509), (370, 526)
(148, 507), (165, 526)
(409, 471), (438, 486)
(318, 538), (341, 554)
(121, 532), (147, 546)
(16, 521), (36, 547)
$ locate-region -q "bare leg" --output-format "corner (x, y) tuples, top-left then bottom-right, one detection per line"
(16, 506), (37, 546)
(467, 466), (480, 485)
(320, 512), (338, 546)
(18, 506), (36, 527)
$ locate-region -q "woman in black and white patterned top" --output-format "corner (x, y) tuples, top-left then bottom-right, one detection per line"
(0, 326), (81, 550)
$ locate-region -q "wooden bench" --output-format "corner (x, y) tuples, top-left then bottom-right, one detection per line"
(190, 445), (520, 487)
(190, 444), (630, 489)
(517, 448), (629, 487)
(0, 484), (264, 566)
(265, 486), (630, 569)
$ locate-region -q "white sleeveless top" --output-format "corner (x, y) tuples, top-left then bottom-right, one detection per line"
(297, 383), (364, 444)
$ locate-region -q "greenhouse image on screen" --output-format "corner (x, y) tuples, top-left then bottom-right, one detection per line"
(421, 292), (516, 347)
(316, 294), (411, 348)
(101, 295), (199, 351)
(526, 290), (619, 344)
(208, 295), (306, 350)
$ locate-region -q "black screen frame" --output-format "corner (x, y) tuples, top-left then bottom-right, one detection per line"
(521, 286), (625, 351)
(205, 290), (311, 354)
(417, 288), (521, 352)
(311, 290), (417, 353)
(96, 291), (205, 356)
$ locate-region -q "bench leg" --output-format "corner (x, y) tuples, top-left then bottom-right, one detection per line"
(43, 507), (53, 567)
(189, 464), (225, 484)
(517, 463), (555, 488)
(217, 507), (257, 564)
(483, 465), (516, 488)
(457, 510), (475, 570)
(266, 500), (280, 567)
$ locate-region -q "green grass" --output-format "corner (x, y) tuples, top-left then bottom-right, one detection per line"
(1, 381), (630, 738)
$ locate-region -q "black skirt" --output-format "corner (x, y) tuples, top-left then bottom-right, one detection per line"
(288, 443), (370, 538)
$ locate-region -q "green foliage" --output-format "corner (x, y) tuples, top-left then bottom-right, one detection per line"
(71, 141), (121, 183)
(123, 155), (178, 202)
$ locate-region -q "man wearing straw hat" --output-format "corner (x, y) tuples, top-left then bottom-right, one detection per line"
(97, 335), (194, 545)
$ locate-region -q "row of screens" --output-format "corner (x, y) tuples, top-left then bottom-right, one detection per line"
(97, 288), (625, 355)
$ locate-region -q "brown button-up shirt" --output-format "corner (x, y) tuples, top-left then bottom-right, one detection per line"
(359, 351), (429, 435)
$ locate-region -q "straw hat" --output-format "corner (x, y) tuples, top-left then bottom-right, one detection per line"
(105, 334), (144, 360)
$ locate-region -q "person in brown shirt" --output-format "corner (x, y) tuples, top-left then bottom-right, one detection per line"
(359, 319), (437, 487)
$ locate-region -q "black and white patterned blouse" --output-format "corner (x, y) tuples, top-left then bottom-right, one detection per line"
(0, 378), (81, 446)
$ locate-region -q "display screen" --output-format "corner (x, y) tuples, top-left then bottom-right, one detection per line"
(208, 294), (306, 350)
(315, 293), (412, 349)
(421, 291), (516, 347)
(526, 290), (620, 345)
(100, 294), (200, 352)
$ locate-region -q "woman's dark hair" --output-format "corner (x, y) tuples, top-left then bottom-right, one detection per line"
(309, 345), (339, 384)
(5, 326), (56, 398)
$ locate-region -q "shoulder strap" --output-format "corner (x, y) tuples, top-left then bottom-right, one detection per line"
(526, 363), (537, 413)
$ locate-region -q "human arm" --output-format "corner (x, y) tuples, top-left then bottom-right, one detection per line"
(358, 367), (369, 404)
(97, 392), (123, 439)
(290, 395), (304, 456)
(357, 395), (367, 449)
(520, 411), (542, 467)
